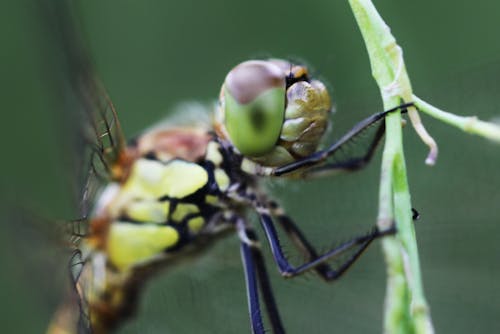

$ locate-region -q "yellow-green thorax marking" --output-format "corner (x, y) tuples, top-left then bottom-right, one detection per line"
(88, 129), (232, 271)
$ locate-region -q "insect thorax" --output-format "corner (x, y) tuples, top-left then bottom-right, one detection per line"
(87, 127), (239, 272)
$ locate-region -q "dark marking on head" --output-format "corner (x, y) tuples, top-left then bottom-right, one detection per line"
(250, 106), (266, 132)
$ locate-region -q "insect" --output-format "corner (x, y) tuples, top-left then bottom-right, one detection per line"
(44, 2), (414, 334)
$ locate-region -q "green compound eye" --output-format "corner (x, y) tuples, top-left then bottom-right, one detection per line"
(223, 60), (286, 156)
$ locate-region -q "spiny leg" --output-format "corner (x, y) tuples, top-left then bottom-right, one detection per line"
(257, 209), (395, 279)
(249, 238), (285, 334)
(273, 102), (413, 177)
(267, 201), (420, 280)
(237, 219), (285, 334)
(302, 121), (386, 177)
(267, 201), (336, 280)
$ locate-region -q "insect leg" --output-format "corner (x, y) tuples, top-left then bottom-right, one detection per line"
(267, 203), (342, 281)
(257, 210), (394, 279)
(300, 122), (386, 177)
(237, 219), (286, 334)
(272, 102), (414, 177)
(267, 201), (420, 280)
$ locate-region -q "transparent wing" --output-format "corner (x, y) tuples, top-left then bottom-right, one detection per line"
(39, 1), (126, 332)
(42, 0), (126, 219)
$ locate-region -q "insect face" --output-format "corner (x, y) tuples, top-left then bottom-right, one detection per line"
(217, 59), (332, 167)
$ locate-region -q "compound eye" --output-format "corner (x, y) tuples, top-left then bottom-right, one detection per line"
(223, 60), (286, 156)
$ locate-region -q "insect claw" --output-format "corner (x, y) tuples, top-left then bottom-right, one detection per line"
(377, 224), (397, 236)
(412, 208), (421, 221)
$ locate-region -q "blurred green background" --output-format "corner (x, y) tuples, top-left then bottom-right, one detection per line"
(1, 0), (499, 333)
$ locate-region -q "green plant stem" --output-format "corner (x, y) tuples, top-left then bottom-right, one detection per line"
(348, 1), (434, 333)
(414, 95), (500, 142)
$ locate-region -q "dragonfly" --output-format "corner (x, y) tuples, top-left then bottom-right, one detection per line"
(43, 2), (416, 334)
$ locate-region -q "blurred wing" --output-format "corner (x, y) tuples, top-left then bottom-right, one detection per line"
(41, 0), (126, 218)
(38, 3), (125, 332)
